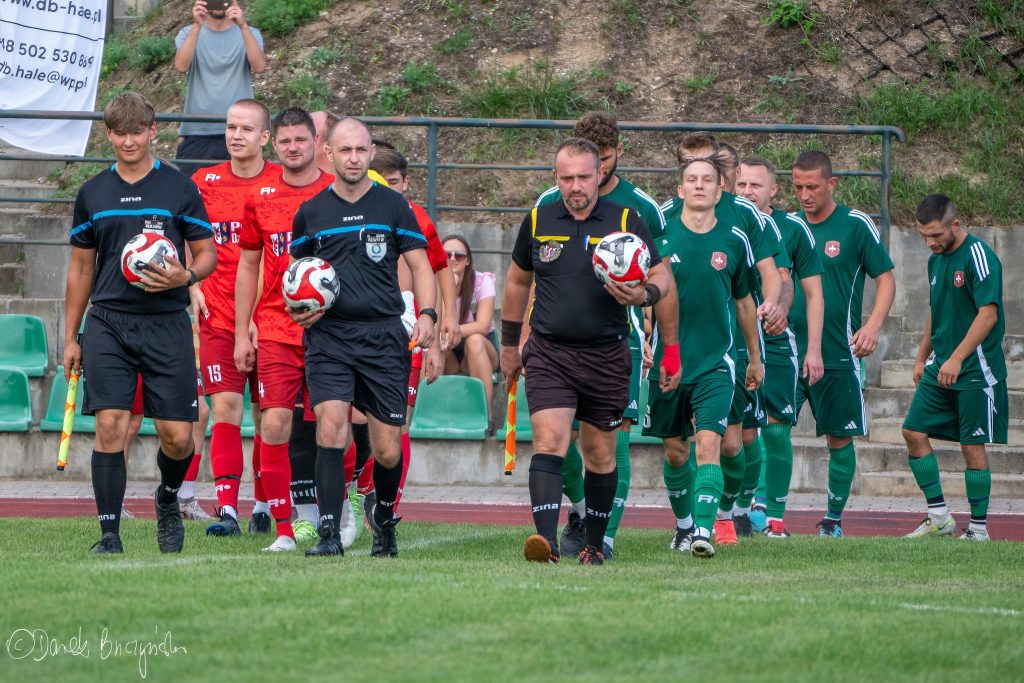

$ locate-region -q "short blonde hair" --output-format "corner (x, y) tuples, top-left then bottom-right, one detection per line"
(103, 91), (155, 131)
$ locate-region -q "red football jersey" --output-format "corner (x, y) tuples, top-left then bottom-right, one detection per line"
(409, 201), (448, 274)
(239, 170), (334, 346)
(193, 161), (283, 333)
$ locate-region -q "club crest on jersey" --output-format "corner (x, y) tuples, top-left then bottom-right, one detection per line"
(954, 270), (965, 287)
(365, 231), (388, 263)
(825, 241), (841, 258)
(711, 251), (727, 270)
(142, 215), (167, 234)
(538, 242), (563, 263)
(269, 231), (290, 257)
(213, 221), (241, 246)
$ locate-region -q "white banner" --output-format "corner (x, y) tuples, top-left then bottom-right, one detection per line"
(0, 0), (106, 156)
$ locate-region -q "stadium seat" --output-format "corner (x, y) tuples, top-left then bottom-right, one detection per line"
(0, 368), (33, 431)
(0, 314), (48, 376)
(494, 376), (533, 442)
(409, 375), (488, 440)
(40, 372), (95, 433)
(629, 378), (661, 445)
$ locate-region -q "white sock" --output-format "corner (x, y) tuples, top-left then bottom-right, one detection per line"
(571, 499), (586, 518)
(676, 515), (693, 530)
(296, 503), (319, 524)
(717, 509), (733, 521)
(252, 501), (269, 515)
(222, 504), (238, 520)
(968, 521), (987, 533)
(179, 481), (195, 500)
(929, 504), (950, 519)
(602, 536), (614, 550)
(734, 504), (751, 517)
(695, 526), (711, 539)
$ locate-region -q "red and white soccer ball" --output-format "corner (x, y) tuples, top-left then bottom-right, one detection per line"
(121, 233), (178, 289)
(282, 257), (340, 313)
(592, 232), (650, 287)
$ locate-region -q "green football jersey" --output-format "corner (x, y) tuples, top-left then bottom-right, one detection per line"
(790, 204), (894, 369)
(921, 234), (1005, 390)
(655, 217), (752, 384)
(764, 209), (824, 357)
(661, 192), (785, 360)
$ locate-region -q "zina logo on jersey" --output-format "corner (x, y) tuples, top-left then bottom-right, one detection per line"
(825, 241), (841, 258)
(711, 251), (727, 270)
(954, 271), (965, 287)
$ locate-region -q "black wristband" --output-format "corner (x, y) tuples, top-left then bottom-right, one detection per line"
(186, 269), (197, 287)
(643, 283), (662, 307)
(500, 319), (523, 347)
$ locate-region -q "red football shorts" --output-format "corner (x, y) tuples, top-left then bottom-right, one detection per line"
(258, 338), (307, 411)
(200, 321), (260, 398)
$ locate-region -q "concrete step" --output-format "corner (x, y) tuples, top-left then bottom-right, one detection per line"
(0, 158), (65, 181)
(0, 180), (57, 201)
(863, 385), (1024, 420)
(0, 235), (25, 264)
(885, 330), (1024, 364)
(0, 263), (25, 295)
(859, 471), (1024, 498)
(882, 359), (1024, 390)
(790, 437), (1024, 475)
(0, 207), (37, 235)
(869, 417), (1024, 447)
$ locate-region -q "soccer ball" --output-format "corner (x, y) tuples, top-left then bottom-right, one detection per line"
(592, 232), (650, 287)
(282, 257), (340, 313)
(121, 233), (178, 289)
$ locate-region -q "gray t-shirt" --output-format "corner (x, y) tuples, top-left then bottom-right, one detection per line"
(175, 23), (264, 137)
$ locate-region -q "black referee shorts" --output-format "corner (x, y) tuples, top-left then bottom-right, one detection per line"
(522, 333), (630, 431)
(81, 305), (199, 421)
(304, 319), (411, 426)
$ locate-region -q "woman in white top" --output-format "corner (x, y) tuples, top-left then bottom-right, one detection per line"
(441, 235), (500, 429)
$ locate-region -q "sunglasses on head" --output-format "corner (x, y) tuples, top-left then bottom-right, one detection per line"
(446, 250), (468, 261)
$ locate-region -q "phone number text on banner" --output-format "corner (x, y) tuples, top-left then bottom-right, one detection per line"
(0, 0), (106, 156)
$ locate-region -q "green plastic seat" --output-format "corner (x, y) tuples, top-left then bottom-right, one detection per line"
(409, 375), (488, 440)
(0, 367), (33, 431)
(40, 372), (95, 433)
(630, 377), (662, 445)
(494, 376), (533, 443)
(0, 314), (48, 377)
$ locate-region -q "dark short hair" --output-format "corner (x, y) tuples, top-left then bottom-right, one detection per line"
(230, 98), (270, 132)
(573, 111), (618, 151)
(372, 137), (396, 151)
(677, 131), (720, 163)
(740, 155), (777, 179)
(793, 150), (833, 178)
(916, 193), (957, 225)
(271, 107), (315, 138)
(104, 91), (155, 131)
(370, 147), (408, 177)
(679, 155), (724, 184)
(554, 137), (600, 166)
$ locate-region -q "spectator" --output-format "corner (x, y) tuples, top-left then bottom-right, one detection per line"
(173, 0), (266, 176)
(441, 235), (499, 429)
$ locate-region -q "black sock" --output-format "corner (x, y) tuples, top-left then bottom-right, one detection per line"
(314, 446), (346, 535)
(352, 423), (371, 477)
(584, 468), (617, 549)
(92, 450), (127, 535)
(528, 453), (563, 545)
(289, 410), (318, 505)
(373, 455), (403, 526)
(156, 449), (193, 505)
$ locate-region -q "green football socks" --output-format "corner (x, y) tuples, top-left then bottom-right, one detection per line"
(735, 436), (764, 512)
(603, 430), (631, 544)
(825, 441), (856, 520)
(909, 452), (947, 516)
(561, 441), (585, 506)
(762, 423), (793, 520)
(694, 463), (724, 533)
(718, 451), (745, 517)
(663, 457), (694, 527)
(965, 468), (991, 529)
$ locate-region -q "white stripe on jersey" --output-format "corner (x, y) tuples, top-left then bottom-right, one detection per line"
(762, 212), (783, 243)
(534, 185), (560, 207)
(632, 186), (666, 234)
(849, 209), (881, 243)
(659, 198), (675, 213)
(785, 213), (815, 247)
(732, 227), (755, 267)
(970, 242), (990, 280)
(734, 195), (766, 229)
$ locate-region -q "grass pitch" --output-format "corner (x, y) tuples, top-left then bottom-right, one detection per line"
(1, 518), (1022, 683)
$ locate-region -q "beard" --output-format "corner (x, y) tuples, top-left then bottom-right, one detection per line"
(565, 193), (592, 212)
(599, 158), (618, 188)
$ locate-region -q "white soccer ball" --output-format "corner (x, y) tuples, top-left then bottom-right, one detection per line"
(282, 257), (340, 313)
(121, 233), (178, 289)
(592, 232), (650, 287)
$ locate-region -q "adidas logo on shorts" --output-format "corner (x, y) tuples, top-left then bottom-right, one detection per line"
(782, 405), (794, 414)
(971, 427), (986, 437)
(845, 421), (858, 430)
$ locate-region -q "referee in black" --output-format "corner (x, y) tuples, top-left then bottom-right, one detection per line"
(63, 92), (217, 554)
(289, 117), (437, 558)
(502, 137), (681, 565)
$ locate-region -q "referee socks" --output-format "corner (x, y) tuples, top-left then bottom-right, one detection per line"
(91, 450), (127, 535)
(583, 468), (617, 550)
(156, 449), (193, 506)
(529, 453), (564, 544)
(373, 456), (404, 526)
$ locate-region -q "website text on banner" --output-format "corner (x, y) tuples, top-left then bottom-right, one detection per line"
(0, 0), (106, 156)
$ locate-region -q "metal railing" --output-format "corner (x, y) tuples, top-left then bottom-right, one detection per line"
(0, 110), (904, 245)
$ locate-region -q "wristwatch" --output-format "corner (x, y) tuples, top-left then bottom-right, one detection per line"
(186, 269), (197, 287)
(419, 308), (438, 324)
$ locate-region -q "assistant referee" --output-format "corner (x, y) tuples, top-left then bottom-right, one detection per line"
(501, 137), (681, 565)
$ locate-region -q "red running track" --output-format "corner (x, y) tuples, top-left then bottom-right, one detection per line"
(3, 497), (1023, 540)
